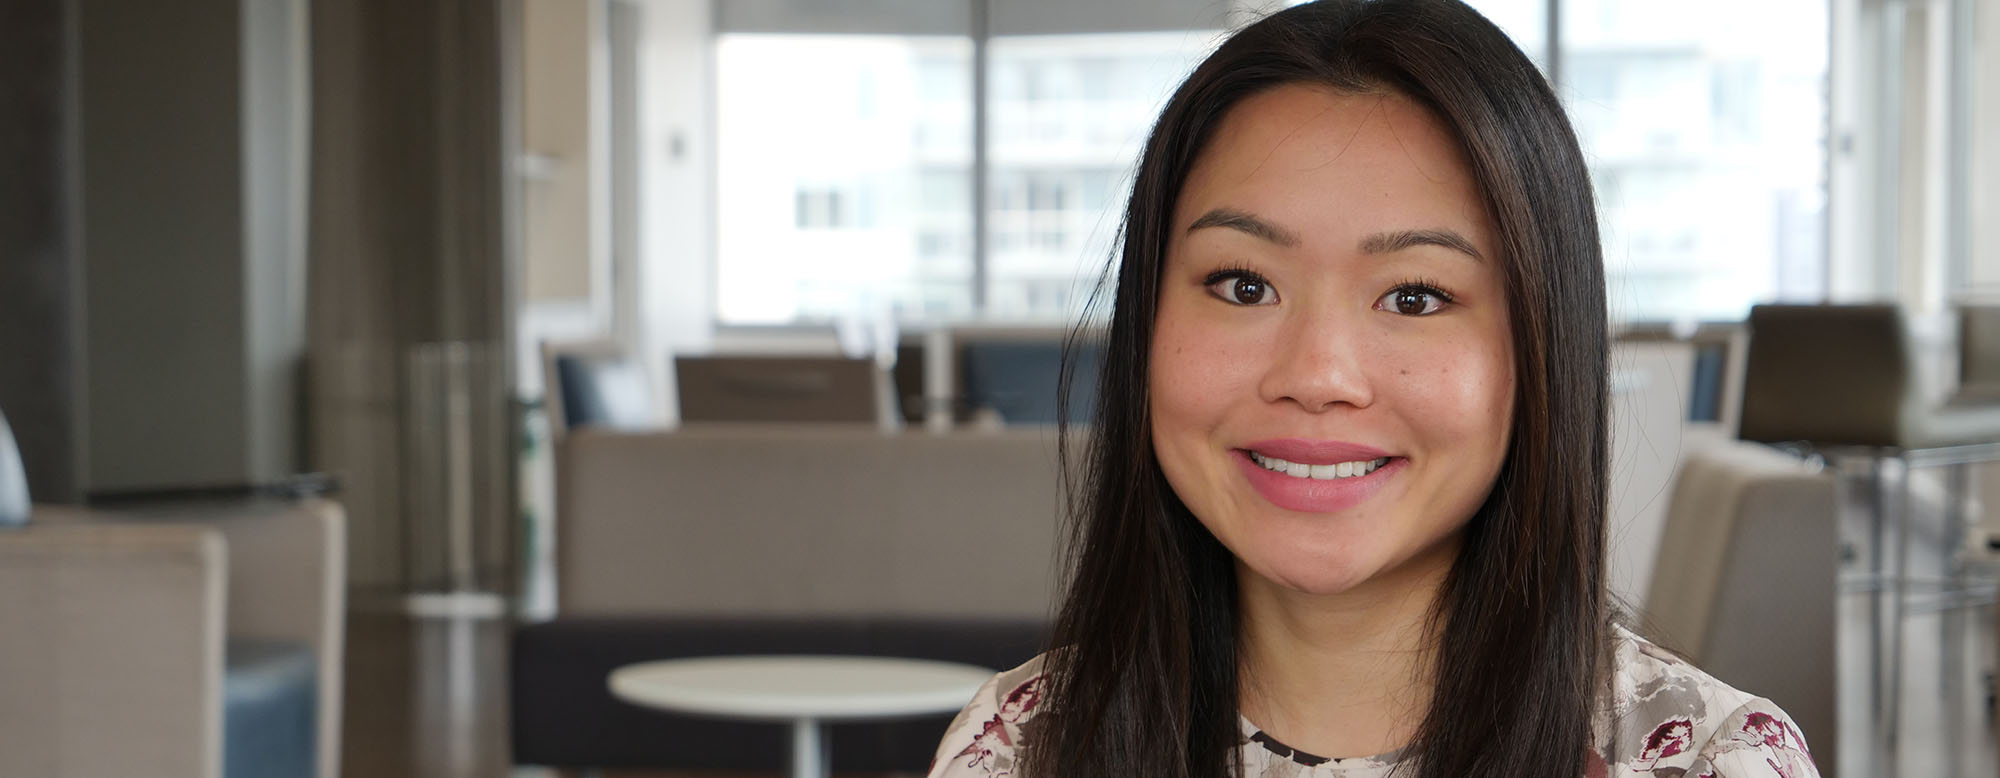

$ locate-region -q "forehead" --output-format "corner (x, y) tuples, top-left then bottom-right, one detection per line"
(1173, 84), (1489, 245)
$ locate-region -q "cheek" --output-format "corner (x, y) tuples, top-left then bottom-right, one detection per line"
(1147, 301), (1261, 469)
(1382, 329), (1514, 447)
(1147, 313), (1214, 440)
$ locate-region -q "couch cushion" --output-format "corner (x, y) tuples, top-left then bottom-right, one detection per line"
(510, 616), (1048, 771)
(224, 638), (316, 778)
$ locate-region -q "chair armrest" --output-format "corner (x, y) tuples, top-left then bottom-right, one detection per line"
(22, 498), (350, 778)
(207, 499), (347, 778)
(0, 522), (228, 778)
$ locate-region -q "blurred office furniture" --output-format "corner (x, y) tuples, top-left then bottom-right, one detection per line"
(1957, 305), (2000, 396)
(402, 342), (514, 603)
(959, 335), (1104, 426)
(1738, 303), (2000, 778)
(1644, 439), (1840, 775)
(1606, 325), (1749, 609)
(313, 341), (515, 602)
(675, 355), (886, 425)
(1739, 304), (2000, 449)
(0, 406), (27, 527)
(542, 340), (664, 437)
(514, 617), (1045, 773)
(603, 653), (995, 778)
(511, 425), (1070, 772)
(892, 325), (1105, 429)
(0, 497), (347, 778)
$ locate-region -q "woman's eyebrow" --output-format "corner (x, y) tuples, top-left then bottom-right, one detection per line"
(1186, 208), (1300, 247)
(1359, 228), (1484, 262)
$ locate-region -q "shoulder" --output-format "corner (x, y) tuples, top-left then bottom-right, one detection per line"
(925, 653), (1052, 778)
(1596, 624), (1820, 778)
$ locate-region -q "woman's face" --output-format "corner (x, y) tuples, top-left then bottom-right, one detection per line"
(1149, 84), (1514, 598)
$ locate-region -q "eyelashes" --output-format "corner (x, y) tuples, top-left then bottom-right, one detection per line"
(1200, 265), (1266, 287)
(1389, 277), (1455, 304)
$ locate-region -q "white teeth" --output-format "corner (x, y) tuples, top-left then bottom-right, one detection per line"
(1250, 452), (1389, 480)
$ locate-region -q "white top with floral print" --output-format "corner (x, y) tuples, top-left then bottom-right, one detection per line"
(925, 624), (1818, 778)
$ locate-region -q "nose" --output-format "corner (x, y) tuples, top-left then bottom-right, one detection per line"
(1257, 305), (1375, 413)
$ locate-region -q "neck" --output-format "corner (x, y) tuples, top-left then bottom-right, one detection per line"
(1234, 541), (1456, 760)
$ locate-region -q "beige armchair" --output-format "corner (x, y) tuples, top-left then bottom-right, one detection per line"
(1643, 440), (1839, 776)
(0, 498), (346, 778)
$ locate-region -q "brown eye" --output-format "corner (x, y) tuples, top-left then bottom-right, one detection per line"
(1374, 284), (1450, 316)
(1204, 272), (1279, 306)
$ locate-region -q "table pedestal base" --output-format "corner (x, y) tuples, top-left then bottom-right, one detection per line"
(791, 717), (828, 778)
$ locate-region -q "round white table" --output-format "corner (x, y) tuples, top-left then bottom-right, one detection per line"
(606, 655), (994, 778)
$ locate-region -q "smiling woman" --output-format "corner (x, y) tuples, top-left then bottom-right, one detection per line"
(1150, 87), (1515, 608)
(924, 2), (1820, 778)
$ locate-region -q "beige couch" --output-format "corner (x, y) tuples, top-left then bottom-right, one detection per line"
(556, 424), (1073, 619)
(0, 499), (346, 778)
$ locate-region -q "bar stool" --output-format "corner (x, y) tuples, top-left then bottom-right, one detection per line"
(1738, 303), (2000, 777)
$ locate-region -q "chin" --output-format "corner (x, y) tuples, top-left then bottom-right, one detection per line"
(1243, 549), (1381, 597)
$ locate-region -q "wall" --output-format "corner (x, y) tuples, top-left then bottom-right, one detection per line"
(633, 0), (715, 411)
(74, 0), (309, 493)
(522, 0), (606, 310)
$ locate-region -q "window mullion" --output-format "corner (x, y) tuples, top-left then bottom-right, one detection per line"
(971, 0), (991, 313)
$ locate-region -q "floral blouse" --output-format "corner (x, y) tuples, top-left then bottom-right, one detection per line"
(925, 624), (1818, 778)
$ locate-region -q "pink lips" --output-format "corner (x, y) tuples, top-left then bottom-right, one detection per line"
(1234, 438), (1401, 513)
(1241, 438), (1391, 465)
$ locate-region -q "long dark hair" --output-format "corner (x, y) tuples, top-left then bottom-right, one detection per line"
(1037, 2), (1609, 777)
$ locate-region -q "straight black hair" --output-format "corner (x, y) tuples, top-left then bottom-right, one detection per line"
(1038, 1), (1609, 776)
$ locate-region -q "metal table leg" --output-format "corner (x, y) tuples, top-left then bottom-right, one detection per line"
(790, 717), (829, 778)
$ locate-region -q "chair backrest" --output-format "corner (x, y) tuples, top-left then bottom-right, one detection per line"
(556, 426), (1070, 618)
(674, 355), (882, 424)
(959, 339), (1103, 426)
(541, 340), (664, 437)
(1739, 304), (1911, 447)
(0, 405), (28, 527)
(555, 353), (658, 430)
(1960, 305), (2000, 388)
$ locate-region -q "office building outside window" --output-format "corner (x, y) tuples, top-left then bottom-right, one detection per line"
(1564, 0), (1827, 322)
(715, 35), (974, 325)
(715, 1), (1825, 326)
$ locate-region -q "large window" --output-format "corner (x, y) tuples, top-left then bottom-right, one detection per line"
(984, 32), (1213, 319)
(715, 35), (973, 324)
(1563, 0), (1827, 322)
(715, 24), (1214, 325)
(714, 0), (1828, 325)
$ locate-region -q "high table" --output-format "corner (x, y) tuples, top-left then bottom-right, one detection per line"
(607, 654), (994, 778)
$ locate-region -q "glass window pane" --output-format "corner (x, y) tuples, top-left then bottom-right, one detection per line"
(984, 31), (1218, 320)
(1564, 0), (1828, 322)
(1465, 0), (1547, 72)
(1282, 0), (1546, 71)
(715, 35), (974, 324)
